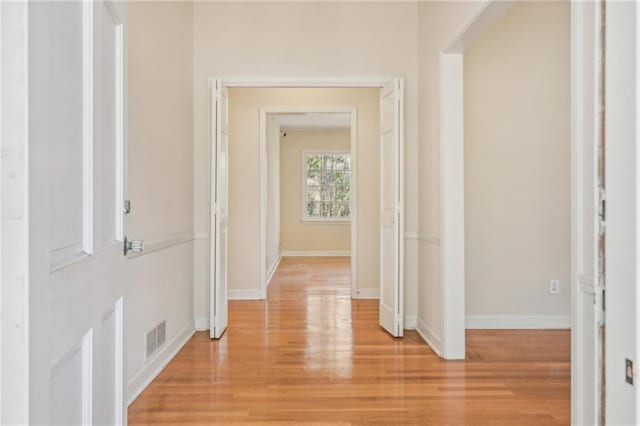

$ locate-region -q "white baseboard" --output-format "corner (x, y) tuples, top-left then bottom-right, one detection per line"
(465, 315), (572, 329)
(194, 316), (209, 331)
(281, 250), (350, 257)
(404, 315), (417, 330)
(228, 289), (263, 300)
(352, 288), (379, 299)
(416, 316), (442, 357)
(127, 320), (195, 406)
(266, 255), (282, 287)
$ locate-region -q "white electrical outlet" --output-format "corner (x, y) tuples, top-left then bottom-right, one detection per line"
(550, 279), (560, 295)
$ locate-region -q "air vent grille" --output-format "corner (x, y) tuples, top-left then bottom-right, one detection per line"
(145, 320), (167, 359)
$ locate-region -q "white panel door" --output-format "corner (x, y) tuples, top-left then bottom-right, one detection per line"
(29, 1), (126, 424)
(572, 2), (604, 424)
(379, 79), (404, 337)
(210, 80), (229, 339)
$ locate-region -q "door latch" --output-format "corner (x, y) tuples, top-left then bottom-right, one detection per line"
(123, 236), (144, 256)
(123, 200), (132, 215)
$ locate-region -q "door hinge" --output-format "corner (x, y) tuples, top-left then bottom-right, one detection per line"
(626, 359), (634, 385)
(123, 199), (131, 215)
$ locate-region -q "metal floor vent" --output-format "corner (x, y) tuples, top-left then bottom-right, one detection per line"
(145, 320), (167, 359)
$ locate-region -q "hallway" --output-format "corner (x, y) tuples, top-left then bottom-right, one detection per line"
(128, 257), (570, 425)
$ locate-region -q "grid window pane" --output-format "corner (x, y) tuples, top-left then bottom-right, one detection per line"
(307, 170), (321, 186)
(307, 188), (321, 202)
(334, 155), (350, 171)
(306, 201), (321, 217)
(304, 152), (351, 220)
(307, 155), (322, 170)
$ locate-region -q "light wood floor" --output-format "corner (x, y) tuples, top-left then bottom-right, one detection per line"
(129, 257), (570, 425)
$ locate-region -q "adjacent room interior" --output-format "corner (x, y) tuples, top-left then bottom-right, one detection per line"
(266, 112), (354, 300)
(464, 1), (571, 331)
(222, 87), (383, 319)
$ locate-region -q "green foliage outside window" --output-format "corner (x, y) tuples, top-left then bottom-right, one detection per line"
(305, 153), (351, 220)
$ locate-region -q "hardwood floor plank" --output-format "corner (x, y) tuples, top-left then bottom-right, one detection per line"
(129, 256), (570, 425)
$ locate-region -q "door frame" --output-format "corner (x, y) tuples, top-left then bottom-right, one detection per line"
(207, 76), (404, 306)
(0, 1), (30, 423)
(259, 106), (358, 299)
(438, 0), (514, 360)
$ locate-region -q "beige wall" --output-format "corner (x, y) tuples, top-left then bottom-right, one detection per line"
(464, 1), (571, 317)
(226, 88), (379, 296)
(126, 1), (194, 396)
(192, 2), (419, 323)
(280, 130), (351, 253)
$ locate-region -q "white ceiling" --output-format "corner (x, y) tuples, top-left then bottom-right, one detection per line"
(276, 113), (351, 130)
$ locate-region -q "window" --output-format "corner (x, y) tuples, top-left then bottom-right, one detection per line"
(303, 151), (351, 221)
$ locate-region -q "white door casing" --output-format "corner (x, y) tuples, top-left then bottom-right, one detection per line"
(207, 77), (404, 338)
(604, 1), (638, 424)
(379, 78), (404, 337)
(29, 1), (126, 425)
(1, 1), (30, 424)
(571, 1), (604, 424)
(210, 79), (229, 339)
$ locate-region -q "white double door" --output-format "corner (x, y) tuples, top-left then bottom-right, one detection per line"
(29, 1), (127, 424)
(209, 79), (404, 339)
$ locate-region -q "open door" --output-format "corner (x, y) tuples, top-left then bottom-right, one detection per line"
(29, 1), (127, 424)
(210, 80), (229, 339)
(379, 79), (404, 337)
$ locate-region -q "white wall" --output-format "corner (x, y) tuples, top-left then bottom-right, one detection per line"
(192, 3), (419, 322)
(464, 2), (571, 323)
(225, 88), (378, 298)
(266, 115), (281, 275)
(125, 1), (195, 403)
(280, 129), (352, 253)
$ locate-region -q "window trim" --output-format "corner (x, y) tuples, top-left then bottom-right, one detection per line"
(301, 149), (352, 223)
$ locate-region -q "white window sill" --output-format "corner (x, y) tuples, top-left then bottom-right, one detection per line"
(301, 218), (352, 224)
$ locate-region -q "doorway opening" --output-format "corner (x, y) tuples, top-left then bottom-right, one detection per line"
(263, 110), (357, 299)
(208, 80), (405, 340)
(264, 111), (356, 303)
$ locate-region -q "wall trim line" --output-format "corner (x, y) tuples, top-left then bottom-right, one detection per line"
(281, 250), (351, 257)
(404, 315), (417, 330)
(228, 289), (263, 300)
(416, 317), (443, 357)
(127, 231), (196, 260)
(465, 315), (572, 329)
(352, 288), (379, 299)
(194, 316), (209, 331)
(266, 255), (282, 287)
